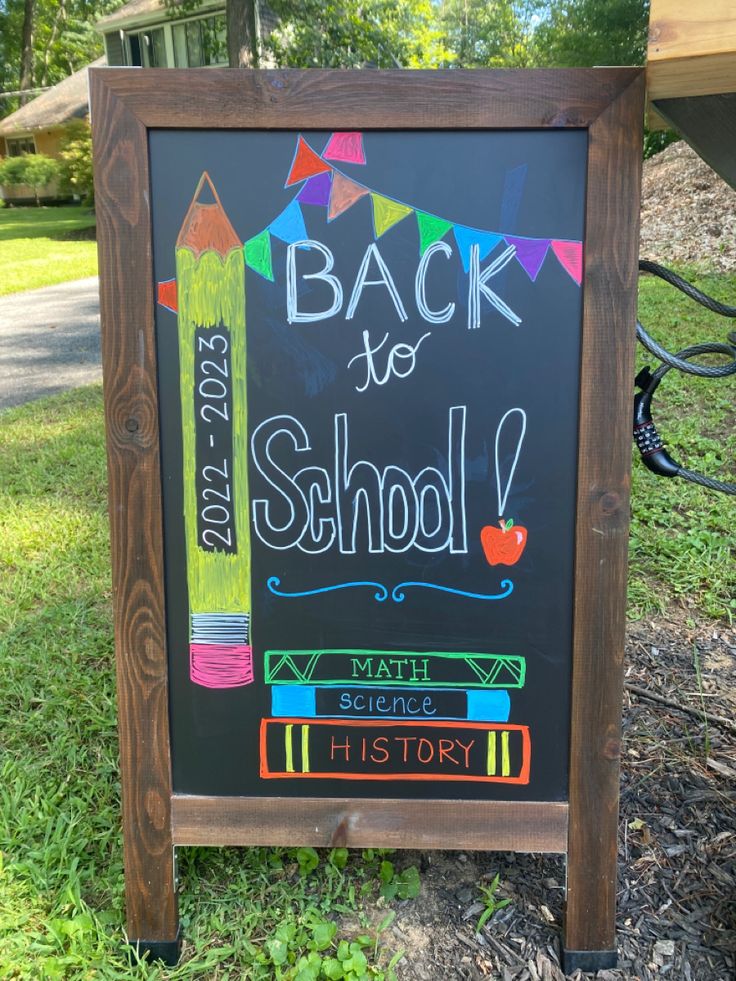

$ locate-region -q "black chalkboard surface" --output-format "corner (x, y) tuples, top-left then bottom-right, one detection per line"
(150, 129), (586, 802)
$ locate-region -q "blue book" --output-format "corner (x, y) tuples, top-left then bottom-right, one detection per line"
(270, 685), (511, 722)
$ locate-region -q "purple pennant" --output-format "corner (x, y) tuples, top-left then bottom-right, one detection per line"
(504, 236), (551, 282)
(297, 171), (332, 207)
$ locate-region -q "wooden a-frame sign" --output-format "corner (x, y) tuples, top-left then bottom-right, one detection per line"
(90, 68), (644, 971)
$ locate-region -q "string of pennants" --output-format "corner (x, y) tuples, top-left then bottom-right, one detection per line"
(243, 132), (583, 287)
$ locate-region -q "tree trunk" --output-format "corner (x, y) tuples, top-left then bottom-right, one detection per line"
(227, 0), (260, 68)
(19, 0), (35, 105)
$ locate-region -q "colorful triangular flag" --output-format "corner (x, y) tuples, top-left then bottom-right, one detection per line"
(371, 194), (413, 238)
(244, 228), (274, 281)
(285, 136), (332, 187)
(323, 132), (366, 165)
(453, 226), (504, 273)
(504, 236), (551, 282)
(269, 199), (307, 244)
(416, 211), (454, 256)
(157, 278), (177, 313)
(297, 171), (332, 207)
(328, 172), (369, 221)
(551, 240), (583, 285)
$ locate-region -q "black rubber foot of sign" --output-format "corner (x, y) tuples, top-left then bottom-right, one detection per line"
(561, 948), (617, 972)
(127, 930), (182, 967)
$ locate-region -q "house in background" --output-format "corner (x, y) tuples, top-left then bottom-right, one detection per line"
(96, 0), (229, 70)
(0, 56), (105, 203)
(0, 0), (252, 201)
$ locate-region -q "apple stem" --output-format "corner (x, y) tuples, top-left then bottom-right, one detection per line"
(498, 519), (505, 531)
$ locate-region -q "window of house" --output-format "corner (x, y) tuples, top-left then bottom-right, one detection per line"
(6, 136), (36, 157)
(135, 27), (167, 67)
(172, 16), (227, 68)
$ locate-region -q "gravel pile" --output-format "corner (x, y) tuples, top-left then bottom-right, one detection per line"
(640, 141), (736, 272)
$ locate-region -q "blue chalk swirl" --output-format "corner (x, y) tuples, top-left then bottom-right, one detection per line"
(391, 580), (514, 603)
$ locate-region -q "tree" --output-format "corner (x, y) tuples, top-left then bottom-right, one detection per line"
(437, 0), (545, 68)
(19, 0), (35, 104)
(533, 0), (649, 68)
(0, 152), (60, 205)
(58, 118), (94, 204)
(265, 0), (448, 69)
(1, 1), (124, 116)
(227, 0), (259, 67)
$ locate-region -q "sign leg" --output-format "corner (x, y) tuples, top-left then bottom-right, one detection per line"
(124, 840), (180, 966)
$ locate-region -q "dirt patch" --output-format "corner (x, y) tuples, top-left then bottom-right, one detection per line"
(640, 141), (736, 272)
(374, 609), (736, 980)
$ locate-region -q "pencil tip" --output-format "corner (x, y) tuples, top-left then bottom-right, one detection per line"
(177, 172), (241, 256)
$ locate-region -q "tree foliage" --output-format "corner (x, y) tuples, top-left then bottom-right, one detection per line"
(0, 1), (125, 113)
(58, 118), (94, 204)
(534, 0), (649, 68)
(437, 0), (544, 68)
(0, 152), (60, 204)
(265, 0), (449, 69)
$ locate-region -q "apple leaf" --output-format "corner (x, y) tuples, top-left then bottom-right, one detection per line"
(505, 519), (514, 530)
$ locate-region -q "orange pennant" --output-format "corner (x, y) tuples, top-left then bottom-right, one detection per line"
(285, 136), (332, 187)
(328, 171), (369, 221)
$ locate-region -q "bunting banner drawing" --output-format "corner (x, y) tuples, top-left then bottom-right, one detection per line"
(322, 131), (366, 165)
(371, 193), (414, 239)
(285, 135), (332, 186)
(158, 132), (584, 292)
(269, 199), (308, 244)
(504, 236), (551, 282)
(327, 172), (370, 222)
(244, 228), (274, 282)
(297, 171), (332, 207)
(551, 239), (583, 285)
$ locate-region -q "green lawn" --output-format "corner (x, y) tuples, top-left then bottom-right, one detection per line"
(0, 268), (733, 977)
(0, 205), (97, 296)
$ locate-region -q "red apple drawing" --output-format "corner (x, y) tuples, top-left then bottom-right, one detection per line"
(480, 519), (528, 566)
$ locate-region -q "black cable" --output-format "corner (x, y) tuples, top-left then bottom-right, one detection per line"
(636, 322), (736, 378)
(639, 260), (736, 317)
(635, 262), (736, 496)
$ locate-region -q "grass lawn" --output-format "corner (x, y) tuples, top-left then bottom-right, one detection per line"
(0, 205), (97, 296)
(0, 268), (733, 977)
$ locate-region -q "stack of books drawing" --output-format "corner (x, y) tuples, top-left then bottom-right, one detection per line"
(260, 649), (530, 784)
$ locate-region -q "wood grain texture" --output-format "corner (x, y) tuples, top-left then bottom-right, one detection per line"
(565, 70), (645, 954)
(89, 67), (639, 131)
(172, 796), (568, 852)
(648, 0), (736, 61)
(89, 72), (178, 944)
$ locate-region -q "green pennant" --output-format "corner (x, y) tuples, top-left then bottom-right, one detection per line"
(416, 211), (454, 256)
(244, 228), (274, 282)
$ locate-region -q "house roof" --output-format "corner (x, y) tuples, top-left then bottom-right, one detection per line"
(0, 57), (105, 137)
(96, 0), (223, 32)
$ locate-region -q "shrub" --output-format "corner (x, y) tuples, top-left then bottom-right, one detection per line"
(0, 153), (60, 206)
(59, 119), (94, 206)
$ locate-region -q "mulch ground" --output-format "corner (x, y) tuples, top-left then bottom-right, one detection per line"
(385, 608), (736, 980)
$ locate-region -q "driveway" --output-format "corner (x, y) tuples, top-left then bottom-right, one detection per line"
(0, 276), (101, 411)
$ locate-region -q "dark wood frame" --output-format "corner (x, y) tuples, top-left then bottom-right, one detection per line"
(90, 68), (644, 970)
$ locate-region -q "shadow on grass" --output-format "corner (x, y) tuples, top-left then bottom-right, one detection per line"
(0, 207), (96, 243)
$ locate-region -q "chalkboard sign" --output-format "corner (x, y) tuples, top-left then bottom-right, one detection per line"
(90, 69), (644, 971)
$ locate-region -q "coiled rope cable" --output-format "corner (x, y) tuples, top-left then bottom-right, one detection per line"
(634, 260), (736, 495)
